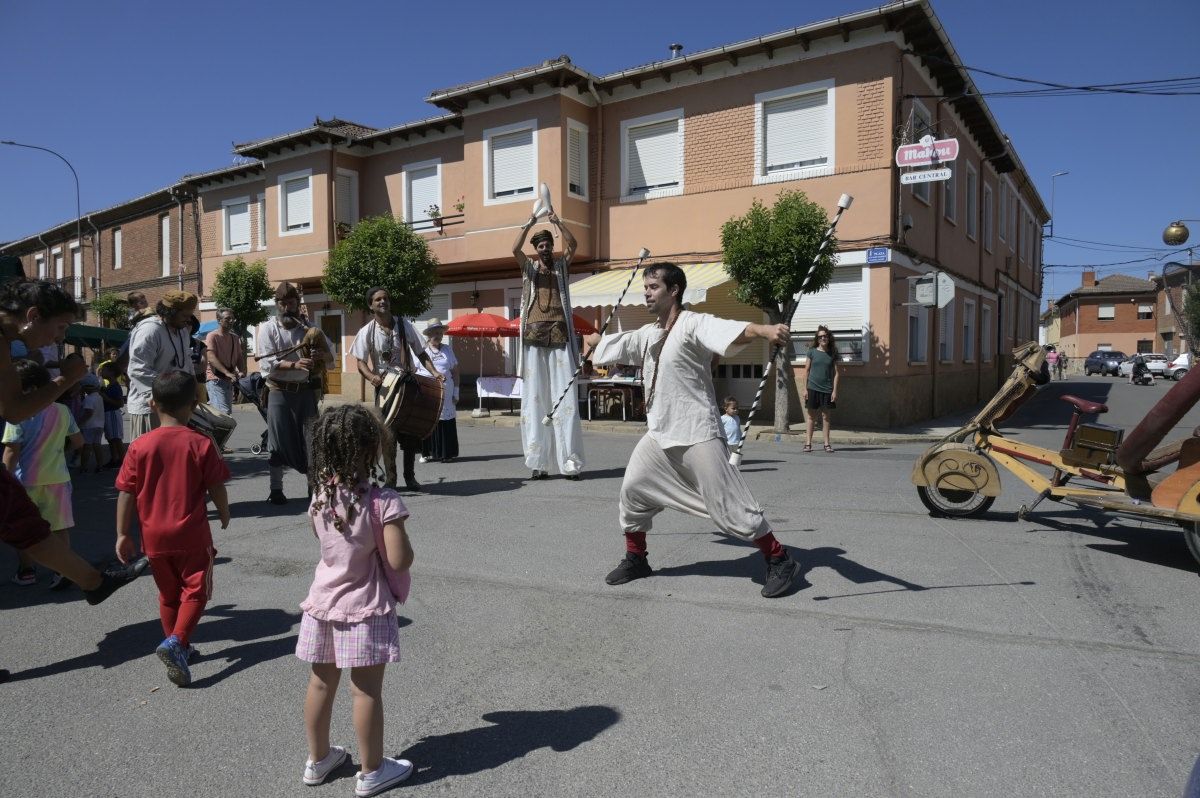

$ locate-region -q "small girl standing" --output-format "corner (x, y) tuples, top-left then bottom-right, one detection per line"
(296, 404), (416, 796)
(803, 326), (841, 453)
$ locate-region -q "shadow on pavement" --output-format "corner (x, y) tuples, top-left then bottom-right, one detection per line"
(655, 542), (928, 599)
(1027, 512), (1200, 572)
(9, 603), (299, 685)
(397, 705), (621, 783)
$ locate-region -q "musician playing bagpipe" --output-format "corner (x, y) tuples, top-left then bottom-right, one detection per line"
(350, 286), (444, 492)
(255, 282), (334, 505)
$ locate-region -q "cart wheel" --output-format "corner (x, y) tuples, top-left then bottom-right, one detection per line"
(917, 484), (995, 518)
(1017, 505), (1029, 521)
(1183, 522), (1200, 568)
(250, 443), (263, 455)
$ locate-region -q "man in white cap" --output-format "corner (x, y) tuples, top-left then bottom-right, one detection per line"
(511, 212), (584, 481)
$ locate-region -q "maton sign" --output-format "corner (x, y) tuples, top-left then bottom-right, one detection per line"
(895, 137), (960, 167)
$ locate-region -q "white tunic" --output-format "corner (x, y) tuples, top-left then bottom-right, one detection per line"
(591, 310), (749, 448)
(349, 317), (424, 375)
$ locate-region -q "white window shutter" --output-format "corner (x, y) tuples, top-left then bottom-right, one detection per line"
(764, 92), (829, 172)
(227, 202), (250, 250)
(161, 215), (171, 276)
(627, 119), (680, 193)
(792, 267), (864, 331)
(411, 294), (451, 332)
(258, 195), (267, 247)
(491, 129), (534, 197)
(407, 166), (440, 231)
(285, 177), (312, 230)
(335, 173), (356, 224)
(113, 229), (122, 269)
(569, 126), (586, 196)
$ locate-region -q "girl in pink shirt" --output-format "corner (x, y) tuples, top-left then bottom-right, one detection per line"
(295, 404), (416, 796)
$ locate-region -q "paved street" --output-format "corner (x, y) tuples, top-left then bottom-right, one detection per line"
(2, 374), (1198, 797)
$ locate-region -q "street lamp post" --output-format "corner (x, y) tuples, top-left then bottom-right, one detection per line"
(1048, 170), (1068, 239)
(0, 140), (82, 287)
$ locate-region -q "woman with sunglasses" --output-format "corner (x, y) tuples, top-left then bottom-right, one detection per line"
(803, 326), (840, 453)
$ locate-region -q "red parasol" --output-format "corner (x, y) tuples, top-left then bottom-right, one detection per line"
(504, 314), (597, 335)
(446, 312), (519, 337)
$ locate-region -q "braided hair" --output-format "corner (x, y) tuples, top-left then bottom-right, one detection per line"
(307, 404), (386, 533)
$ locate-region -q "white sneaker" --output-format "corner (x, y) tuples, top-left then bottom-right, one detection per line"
(302, 745), (347, 786)
(417, 455), (429, 464)
(355, 756), (414, 796)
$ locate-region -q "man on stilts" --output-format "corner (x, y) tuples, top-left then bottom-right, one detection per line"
(582, 263), (799, 598)
(255, 282), (333, 504)
(512, 211), (584, 481)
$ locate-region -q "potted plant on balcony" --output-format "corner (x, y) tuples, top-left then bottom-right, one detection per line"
(453, 196), (465, 214)
(426, 203), (443, 232)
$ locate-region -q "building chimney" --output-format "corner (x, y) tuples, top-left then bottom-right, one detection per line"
(669, 43), (683, 59)
(1082, 271), (1096, 288)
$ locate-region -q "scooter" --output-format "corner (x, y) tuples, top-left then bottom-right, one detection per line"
(1130, 359), (1155, 386)
(911, 341), (1200, 568)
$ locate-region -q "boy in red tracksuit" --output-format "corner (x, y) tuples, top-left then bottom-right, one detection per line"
(115, 370), (230, 687)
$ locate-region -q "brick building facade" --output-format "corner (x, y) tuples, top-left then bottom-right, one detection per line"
(1053, 271), (1159, 360)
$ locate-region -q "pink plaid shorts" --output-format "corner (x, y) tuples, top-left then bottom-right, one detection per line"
(295, 612), (401, 668)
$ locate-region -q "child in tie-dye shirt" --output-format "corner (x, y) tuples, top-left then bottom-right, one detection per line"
(2, 359), (83, 588)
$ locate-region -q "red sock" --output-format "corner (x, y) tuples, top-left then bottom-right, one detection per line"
(159, 603), (179, 639)
(172, 601), (207, 648)
(624, 531), (648, 556)
(753, 532), (785, 560)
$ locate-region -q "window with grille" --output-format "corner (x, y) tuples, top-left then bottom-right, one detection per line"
(405, 161), (441, 231)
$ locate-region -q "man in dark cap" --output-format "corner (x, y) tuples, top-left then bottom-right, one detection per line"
(255, 282), (333, 504)
(511, 211), (585, 481)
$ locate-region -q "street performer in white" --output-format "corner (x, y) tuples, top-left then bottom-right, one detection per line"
(255, 282), (333, 505)
(582, 263), (799, 598)
(511, 212), (584, 481)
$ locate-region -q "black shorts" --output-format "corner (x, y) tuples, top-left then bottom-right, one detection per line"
(806, 390), (835, 410)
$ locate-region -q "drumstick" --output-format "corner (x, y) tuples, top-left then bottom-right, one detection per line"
(542, 247), (651, 426)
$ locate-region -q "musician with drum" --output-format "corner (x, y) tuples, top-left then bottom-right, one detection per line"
(125, 290), (198, 443)
(350, 286), (444, 492)
(255, 282), (334, 505)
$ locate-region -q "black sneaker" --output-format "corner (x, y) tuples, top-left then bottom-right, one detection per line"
(530, 470), (546, 480)
(84, 556), (150, 606)
(404, 478), (422, 492)
(565, 473), (583, 481)
(761, 553), (798, 598)
(605, 552), (652, 585)
(268, 489), (288, 505)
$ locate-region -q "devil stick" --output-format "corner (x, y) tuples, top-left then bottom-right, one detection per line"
(729, 193), (853, 466)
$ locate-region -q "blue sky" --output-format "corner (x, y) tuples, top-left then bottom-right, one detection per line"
(2, 0), (1197, 303)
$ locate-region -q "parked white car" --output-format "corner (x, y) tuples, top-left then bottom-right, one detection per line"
(1166, 352), (1192, 380)
(1117, 354), (1169, 378)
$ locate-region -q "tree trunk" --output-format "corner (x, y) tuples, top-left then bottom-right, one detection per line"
(766, 307), (794, 434)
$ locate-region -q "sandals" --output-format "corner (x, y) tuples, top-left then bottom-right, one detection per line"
(803, 444), (813, 453)
(823, 444), (834, 453)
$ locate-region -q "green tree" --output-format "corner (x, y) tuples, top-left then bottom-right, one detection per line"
(211, 256), (274, 335)
(323, 215), (439, 316)
(89, 292), (130, 328)
(721, 189), (839, 432)
(1184, 282), (1200, 352)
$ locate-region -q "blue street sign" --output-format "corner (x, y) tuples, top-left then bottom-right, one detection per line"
(867, 247), (889, 264)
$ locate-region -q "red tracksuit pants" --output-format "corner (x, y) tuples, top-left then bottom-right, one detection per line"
(147, 548), (215, 647)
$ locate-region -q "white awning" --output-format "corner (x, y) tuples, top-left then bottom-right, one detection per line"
(570, 262), (732, 308)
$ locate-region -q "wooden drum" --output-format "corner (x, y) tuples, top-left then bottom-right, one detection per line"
(188, 402), (238, 450)
(379, 368), (443, 441)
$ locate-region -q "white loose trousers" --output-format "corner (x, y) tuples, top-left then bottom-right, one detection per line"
(619, 435), (770, 540)
(520, 344), (584, 475)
